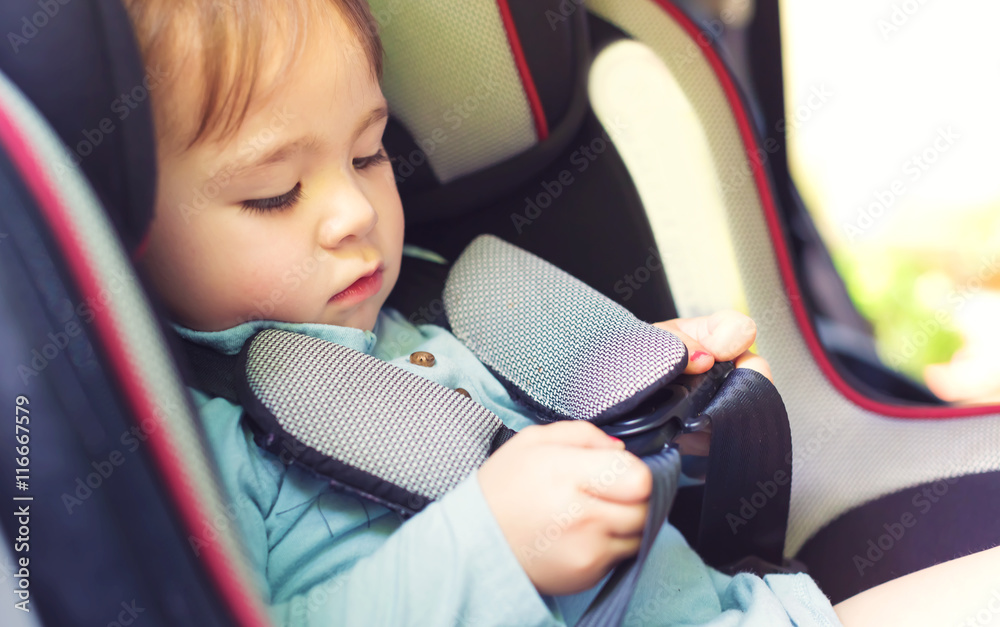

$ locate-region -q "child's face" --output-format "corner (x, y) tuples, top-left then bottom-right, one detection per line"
(141, 16), (403, 333)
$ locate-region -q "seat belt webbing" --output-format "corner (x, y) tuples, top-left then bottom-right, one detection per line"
(696, 368), (792, 572)
(578, 446), (682, 626)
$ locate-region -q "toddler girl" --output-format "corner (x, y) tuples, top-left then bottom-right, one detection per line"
(123, 1), (997, 625)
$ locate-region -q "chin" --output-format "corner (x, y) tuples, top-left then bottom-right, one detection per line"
(334, 302), (381, 332)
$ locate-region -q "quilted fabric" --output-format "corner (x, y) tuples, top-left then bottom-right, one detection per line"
(245, 329), (505, 500)
(444, 235), (688, 423)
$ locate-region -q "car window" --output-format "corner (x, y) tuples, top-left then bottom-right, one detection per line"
(779, 0), (1000, 403)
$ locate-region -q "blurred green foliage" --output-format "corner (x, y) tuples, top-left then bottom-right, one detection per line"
(832, 247), (964, 383)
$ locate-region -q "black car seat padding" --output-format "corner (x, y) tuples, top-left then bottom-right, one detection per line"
(0, 61), (269, 627)
(0, 0), (156, 255)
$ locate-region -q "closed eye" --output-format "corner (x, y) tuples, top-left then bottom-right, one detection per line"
(353, 149), (390, 170)
(240, 182), (303, 214)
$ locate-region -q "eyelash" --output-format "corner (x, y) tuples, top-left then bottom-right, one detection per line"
(240, 182), (304, 214)
(239, 149), (390, 214)
(353, 149), (391, 170)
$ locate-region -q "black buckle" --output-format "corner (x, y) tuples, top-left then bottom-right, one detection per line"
(603, 361), (734, 457)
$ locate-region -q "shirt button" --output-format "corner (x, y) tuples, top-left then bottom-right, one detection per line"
(455, 387), (471, 398)
(409, 351), (436, 367)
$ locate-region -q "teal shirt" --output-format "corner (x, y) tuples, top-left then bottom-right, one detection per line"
(177, 308), (842, 626)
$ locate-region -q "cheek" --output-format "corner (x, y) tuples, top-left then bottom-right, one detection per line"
(145, 206), (309, 326)
(374, 180), (405, 247)
(202, 245), (323, 327)
(256, 252), (324, 308)
(221, 240), (319, 307)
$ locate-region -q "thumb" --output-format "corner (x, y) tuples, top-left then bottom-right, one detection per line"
(522, 421), (624, 450)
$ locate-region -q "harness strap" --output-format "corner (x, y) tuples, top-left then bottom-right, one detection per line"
(578, 369), (792, 625)
(578, 446), (683, 627)
(697, 368), (793, 573)
(177, 337), (241, 404)
(178, 332), (792, 625)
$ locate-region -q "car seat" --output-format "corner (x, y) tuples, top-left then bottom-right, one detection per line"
(374, 0), (1000, 602)
(0, 2), (997, 626)
(0, 1), (271, 624)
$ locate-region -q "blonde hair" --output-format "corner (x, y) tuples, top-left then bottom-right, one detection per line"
(123, 0), (383, 148)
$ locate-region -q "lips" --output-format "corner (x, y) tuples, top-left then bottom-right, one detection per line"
(330, 265), (384, 304)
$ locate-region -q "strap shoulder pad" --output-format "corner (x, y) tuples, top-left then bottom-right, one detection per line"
(236, 328), (513, 515)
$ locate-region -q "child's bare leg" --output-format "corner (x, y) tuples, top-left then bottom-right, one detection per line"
(834, 545), (1000, 626)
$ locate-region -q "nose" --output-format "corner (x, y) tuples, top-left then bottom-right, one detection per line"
(317, 183), (379, 249)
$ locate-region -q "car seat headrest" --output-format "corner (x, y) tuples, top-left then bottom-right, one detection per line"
(0, 0), (156, 255)
(373, 0), (591, 224)
(0, 0), (589, 244)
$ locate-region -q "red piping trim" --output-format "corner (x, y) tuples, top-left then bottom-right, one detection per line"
(496, 0), (550, 140)
(0, 109), (272, 624)
(648, 0), (1000, 419)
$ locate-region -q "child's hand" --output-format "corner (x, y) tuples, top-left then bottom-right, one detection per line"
(655, 310), (773, 456)
(477, 421), (651, 595)
(653, 310), (772, 383)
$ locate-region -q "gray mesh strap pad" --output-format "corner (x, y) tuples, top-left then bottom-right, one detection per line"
(237, 329), (512, 515)
(444, 235), (688, 424)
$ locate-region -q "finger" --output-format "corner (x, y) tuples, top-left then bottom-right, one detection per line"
(521, 421), (623, 450)
(653, 320), (714, 374)
(668, 311), (758, 361)
(734, 350), (773, 384)
(586, 499), (648, 539)
(699, 310), (757, 360)
(576, 450), (652, 504)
